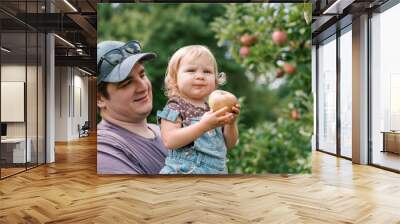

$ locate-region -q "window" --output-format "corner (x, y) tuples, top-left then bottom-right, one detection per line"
(339, 27), (352, 158)
(317, 35), (337, 154)
(0, 1), (46, 179)
(370, 3), (400, 171)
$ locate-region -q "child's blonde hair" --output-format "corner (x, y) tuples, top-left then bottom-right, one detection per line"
(164, 45), (226, 98)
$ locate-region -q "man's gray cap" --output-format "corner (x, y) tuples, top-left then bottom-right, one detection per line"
(97, 40), (156, 84)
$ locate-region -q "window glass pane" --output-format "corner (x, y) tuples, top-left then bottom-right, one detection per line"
(340, 28), (352, 158)
(318, 36), (337, 154)
(0, 0), (46, 178)
(371, 3), (400, 171)
(38, 32), (45, 165)
(1, 9), (27, 177)
(27, 31), (38, 169)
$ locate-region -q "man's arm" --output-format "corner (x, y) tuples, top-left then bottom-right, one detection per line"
(97, 138), (144, 174)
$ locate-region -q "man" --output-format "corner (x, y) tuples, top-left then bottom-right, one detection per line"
(96, 40), (167, 174)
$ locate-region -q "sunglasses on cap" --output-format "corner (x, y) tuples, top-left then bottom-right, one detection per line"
(97, 40), (142, 78)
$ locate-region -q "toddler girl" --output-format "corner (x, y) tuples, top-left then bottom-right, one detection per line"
(157, 45), (240, 174)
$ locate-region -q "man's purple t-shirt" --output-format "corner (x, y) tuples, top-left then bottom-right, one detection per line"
(97, 119), (167, 174)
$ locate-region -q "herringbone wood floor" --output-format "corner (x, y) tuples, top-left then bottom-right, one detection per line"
(0, 135), (399, 224)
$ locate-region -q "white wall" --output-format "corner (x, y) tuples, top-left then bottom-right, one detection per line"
(55, 66), (68, 141)
(1, 65), (26, 142)
(1, 65), (25, 133)
(1, 64), (46, 164)
(54, 66), (89, 141)
(72, 72), (89, 138)
(1, 65), (37, 138)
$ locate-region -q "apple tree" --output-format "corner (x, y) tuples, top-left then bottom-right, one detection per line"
(211, 3), (313, 173)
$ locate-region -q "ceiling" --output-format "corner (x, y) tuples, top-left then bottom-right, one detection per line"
(0, 0), (98, 73)
(1, 0), (395, 74)
(311, 0), (390, 43)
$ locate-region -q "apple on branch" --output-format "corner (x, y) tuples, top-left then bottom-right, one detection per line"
(208, 90), (238, 113)
(239, 46), (250, 57)
(240, 33), (257, 46)
(283, 63), (296, 74)
(272, 30), (287, 45)
(291, 110), (301, 120)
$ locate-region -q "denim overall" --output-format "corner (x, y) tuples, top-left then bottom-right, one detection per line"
(157, 106), (228, 174)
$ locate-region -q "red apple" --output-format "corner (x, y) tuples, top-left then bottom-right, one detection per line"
(240, 33), (251, 45)
(276, 68), (284, 78)
(272, 31), (287, 45)
(249, 35), (257, 44)
(283, 63), (296, 74)
(239, 46), (250, 57)
(208, 90), (238, 113)
(291, 110), (300, 120)
(240, 33), (257, 46)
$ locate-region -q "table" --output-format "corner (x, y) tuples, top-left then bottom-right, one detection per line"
(381, 131), (400, 154)
(1, 138), (32, 163)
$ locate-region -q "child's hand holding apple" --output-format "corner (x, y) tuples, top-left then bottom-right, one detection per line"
(208, 90), (240, 125)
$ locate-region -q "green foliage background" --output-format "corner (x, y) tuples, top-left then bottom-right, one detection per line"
(98, 3), (312, 173)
